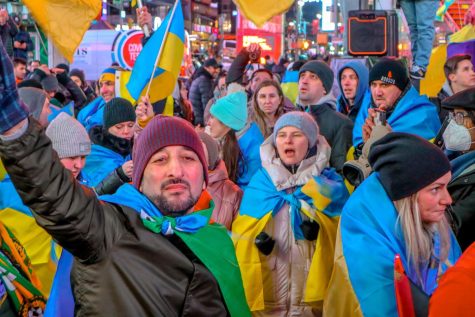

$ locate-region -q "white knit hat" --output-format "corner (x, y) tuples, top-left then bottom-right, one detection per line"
(46, 113), (91, 159)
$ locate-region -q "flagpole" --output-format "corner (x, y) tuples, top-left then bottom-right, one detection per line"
(136, 0), (150, 37)
(145, 0), (179, 98)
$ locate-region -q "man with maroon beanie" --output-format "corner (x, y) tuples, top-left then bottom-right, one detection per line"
(0, 37), (249, 316)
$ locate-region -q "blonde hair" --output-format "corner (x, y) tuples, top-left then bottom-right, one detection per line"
(251, 80), (285, 138)
(394, 193), (452, 289)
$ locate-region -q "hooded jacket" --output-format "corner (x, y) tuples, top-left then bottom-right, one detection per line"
(233, 135), (349, 315)
(336, 61), (370, 122)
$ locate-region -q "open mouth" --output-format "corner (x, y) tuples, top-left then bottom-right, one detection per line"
(284, 149), (296, 156)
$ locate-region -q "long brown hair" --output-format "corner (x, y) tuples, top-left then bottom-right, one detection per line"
(222, 129), (243, 183)
(251, 80), (285, 138)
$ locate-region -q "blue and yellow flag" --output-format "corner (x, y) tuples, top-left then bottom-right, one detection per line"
(281, 70), (299, 105)
(126, 0), (184, 103)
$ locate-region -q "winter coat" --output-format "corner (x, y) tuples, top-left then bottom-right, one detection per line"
(298, 95), (354, 174)
(189, 67), (214, 126)
(0, 19), (18, 58)
(13, 30), (33, 60)
(234, 135), (348, 316)
(82, 126), (131, 187)
(336, 61), (370, 122)
(0, 118), (236, 316)
(353, 85), (441, 147)
(207, 160), (243, 230)
(448, 151), (475, 251)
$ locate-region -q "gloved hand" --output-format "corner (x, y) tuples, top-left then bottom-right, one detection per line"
(300, 220), (320, 241)
(255, 232), (275, 256)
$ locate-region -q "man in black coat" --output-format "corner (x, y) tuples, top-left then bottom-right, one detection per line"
(0, 39), (249, 316)
(189, 58), (220, 127)
(296, 60), (353, 173)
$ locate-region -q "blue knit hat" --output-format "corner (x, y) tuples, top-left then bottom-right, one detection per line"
(210, 91), (248, 131)
(273, 112), (319, 148)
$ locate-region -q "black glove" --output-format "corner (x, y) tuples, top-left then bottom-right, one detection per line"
(300, 220), (319, 241)
(255, 232), (275, 256)
(116, 166), (132, 183)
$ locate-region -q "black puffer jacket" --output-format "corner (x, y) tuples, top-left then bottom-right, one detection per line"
(189, 67), (214, 126)
(0, 118), (229, 316)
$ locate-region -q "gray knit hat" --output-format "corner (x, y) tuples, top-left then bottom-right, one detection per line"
(273, 112), (319, 148)
(299, 60), (334, 94)
(46, 113), (91, 159)
(18, 87), (48, 120)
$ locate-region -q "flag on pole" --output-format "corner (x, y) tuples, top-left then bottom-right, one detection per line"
(22, 0), (101, 63)
(126, 0), (184, 103)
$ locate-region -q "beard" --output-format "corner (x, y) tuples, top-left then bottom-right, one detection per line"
(149, 178), (200, 217)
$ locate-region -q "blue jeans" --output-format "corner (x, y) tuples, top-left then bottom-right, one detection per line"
(400, 0), (439, 69)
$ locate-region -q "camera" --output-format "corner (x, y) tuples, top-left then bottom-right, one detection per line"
(343, 112), (391, 187)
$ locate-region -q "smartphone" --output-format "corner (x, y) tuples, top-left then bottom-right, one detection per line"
(373, 109), (387, 126)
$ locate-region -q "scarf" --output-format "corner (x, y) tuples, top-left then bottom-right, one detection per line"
(100, 184), (250, 317)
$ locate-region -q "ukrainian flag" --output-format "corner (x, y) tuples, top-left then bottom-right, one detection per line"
(126, 0), (184, 103)
(281, 70), (299, 105)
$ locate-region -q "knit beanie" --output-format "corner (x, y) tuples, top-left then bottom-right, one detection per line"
(210, 91), (248, 131)
(99, 67), (117, 83)
(18, 87), (48, 120)
(46, 113), (91, 159)
(369, 58), (409, 91)
(103, 97), (136, 130)
(133, 115), (208, 188)
(299, 60), (334, 94)
(41, 75), (59, 92)
(198, 132), (220, 170)
(368, 132), (451, 201)
(70, 68), (86, 86)
(273, 112), (319, 148)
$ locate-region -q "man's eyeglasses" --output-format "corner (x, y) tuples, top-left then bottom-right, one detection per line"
(450, 112), (475, 125)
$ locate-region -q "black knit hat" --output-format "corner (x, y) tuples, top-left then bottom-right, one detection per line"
(369, 58), (409, 91)
(103, 97), (136, 130)
(368, 132), (451, 201)
(299, 60), (334, 94)
(442, 87), (475, 110)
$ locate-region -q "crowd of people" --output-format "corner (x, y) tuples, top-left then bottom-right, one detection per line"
(0, 4), (474, 317)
